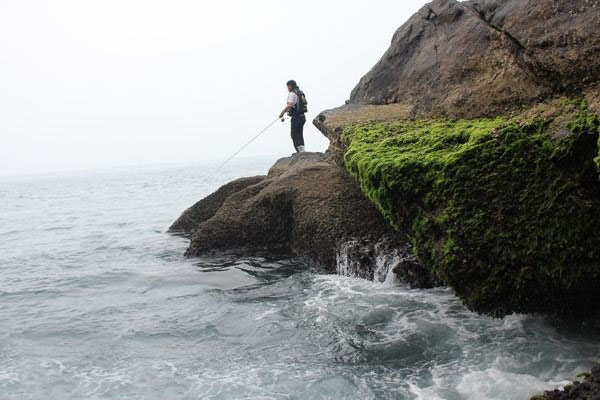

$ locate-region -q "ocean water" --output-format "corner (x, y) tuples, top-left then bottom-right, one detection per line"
(1, 158), (599, 400)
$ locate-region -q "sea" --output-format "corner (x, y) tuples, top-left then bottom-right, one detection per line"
(1, 157), (599, 400)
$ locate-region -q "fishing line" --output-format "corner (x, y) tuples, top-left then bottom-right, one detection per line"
(213, 116), (284, 174)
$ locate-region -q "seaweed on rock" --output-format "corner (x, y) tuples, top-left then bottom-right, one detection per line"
(343, 103), (600, 317)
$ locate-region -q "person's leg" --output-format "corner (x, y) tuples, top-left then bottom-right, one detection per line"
(297, 116), (306, 152)
(291, 117), (301, 152)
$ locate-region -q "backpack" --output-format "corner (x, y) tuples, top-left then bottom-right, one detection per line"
(289, 88), (308, 116)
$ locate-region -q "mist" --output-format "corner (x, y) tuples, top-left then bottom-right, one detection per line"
(0, 0), (429, 177)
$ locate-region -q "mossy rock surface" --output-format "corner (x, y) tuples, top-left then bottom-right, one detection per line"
(343, 103), (600, 316)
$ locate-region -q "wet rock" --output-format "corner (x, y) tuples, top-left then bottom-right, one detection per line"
(179, 152), (402, 268)
(169, 176), (265, 235)
(336, 238), (439, 287)
(539, 364), (600, 399)
(310, 0), (600, 319)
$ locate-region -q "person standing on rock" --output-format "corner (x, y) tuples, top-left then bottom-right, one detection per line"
(279, 80), (308, 153)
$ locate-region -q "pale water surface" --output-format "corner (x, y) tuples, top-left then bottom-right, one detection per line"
(1, 158), (599, 400)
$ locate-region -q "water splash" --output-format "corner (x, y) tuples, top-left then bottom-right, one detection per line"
(336, 238), (437, 288)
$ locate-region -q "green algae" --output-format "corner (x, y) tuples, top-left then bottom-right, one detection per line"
(343, 107), (600, 316)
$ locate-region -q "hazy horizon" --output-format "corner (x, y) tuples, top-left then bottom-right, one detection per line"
(1, 1), (430, 177)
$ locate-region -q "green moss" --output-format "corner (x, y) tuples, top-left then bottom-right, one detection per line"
(576, 371), (592, 379)
(560, 97), (588, 110)
(343, 107), (600, 316)
(560, 99), (600, 171)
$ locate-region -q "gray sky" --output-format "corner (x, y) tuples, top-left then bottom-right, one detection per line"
(0, 0), (429, 176)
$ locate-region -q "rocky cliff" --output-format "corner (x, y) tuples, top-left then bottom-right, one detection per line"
(313, 0), (600, 318)
(172, 0), (600, 319)
(350, 0), (600, 118)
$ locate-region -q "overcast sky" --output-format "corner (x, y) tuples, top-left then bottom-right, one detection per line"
(0, 0), (429, 176)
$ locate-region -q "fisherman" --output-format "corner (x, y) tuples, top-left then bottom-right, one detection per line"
(279, 80), (307, 153)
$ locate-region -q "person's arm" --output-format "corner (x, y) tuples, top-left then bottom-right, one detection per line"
(279, 102), (293, 119)
(279, 92), (297, 119)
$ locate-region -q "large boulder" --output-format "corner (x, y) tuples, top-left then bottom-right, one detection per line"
(312, 0), (600, 318)
(169, 176), (265, 234)
(177, 153), (404, 269)
(342, 104), (600, 317)
(349, 0), (600, 119)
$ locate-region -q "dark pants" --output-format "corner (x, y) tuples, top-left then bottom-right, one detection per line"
(290, 114), (306, 152)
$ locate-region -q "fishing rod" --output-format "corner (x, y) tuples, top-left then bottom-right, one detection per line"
(213, 116), (285, 173)
(166, 116), (285, 234)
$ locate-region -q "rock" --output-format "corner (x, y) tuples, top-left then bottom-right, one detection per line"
(341, 108), (600, 317)
(336, 238), (439, 287)
(169, 176), (265, 235)
(586, 85), (600, 116)
(538, 364), (600, 399)
(348, 0), (600, 119)
(309, 0), (600, 318)
(173, 0), (600, 319)
(181, 152), (406, 269)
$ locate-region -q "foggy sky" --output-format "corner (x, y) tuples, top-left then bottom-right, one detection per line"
(0, 0), (429, 177)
